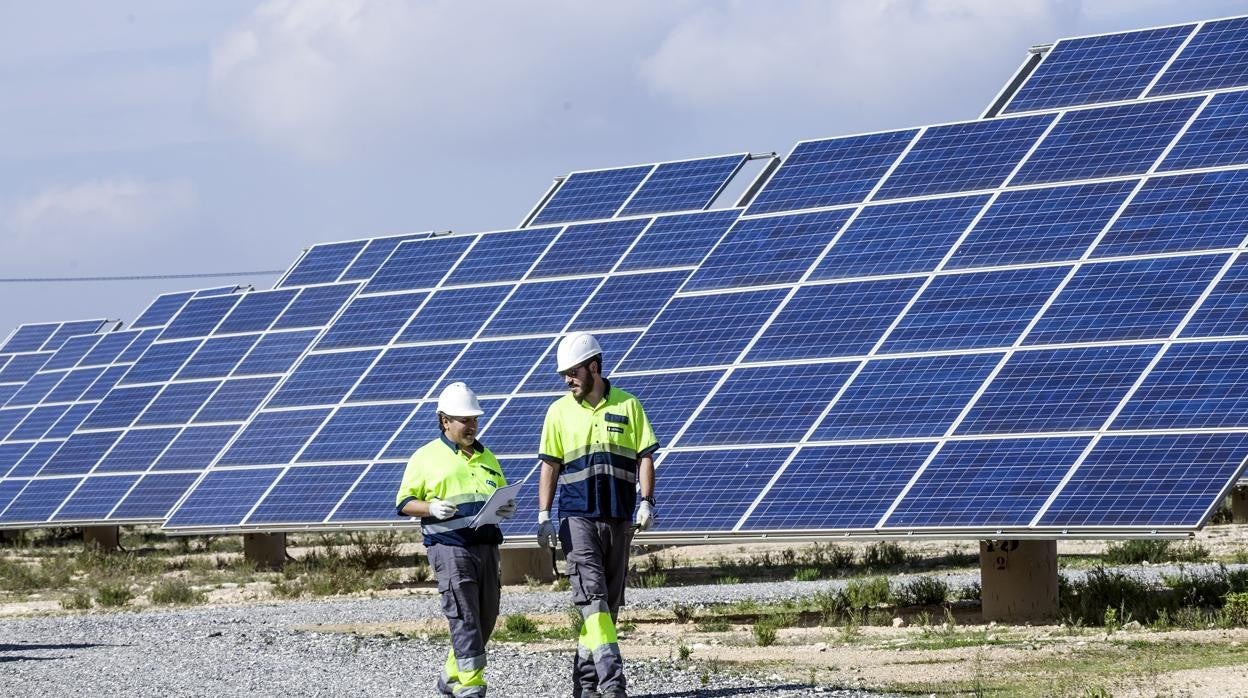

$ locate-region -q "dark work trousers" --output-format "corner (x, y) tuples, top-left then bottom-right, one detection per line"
(427, 543), (501, 697)
(559, 517), (632, 697)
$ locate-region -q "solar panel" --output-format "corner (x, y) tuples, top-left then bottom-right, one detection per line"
(6, 16), (1245, 541)
(1002, 24), (1195, 114)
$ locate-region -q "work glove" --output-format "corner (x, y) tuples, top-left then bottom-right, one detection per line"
(496, 499), (517, 520)
(635, 500), (655, 531)
(536, 510), (557, 548)
(428, 499), (458, 520)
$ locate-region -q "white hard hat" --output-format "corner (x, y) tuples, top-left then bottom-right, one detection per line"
(436, 381), (484, 417)
(556, 332), (603, 373)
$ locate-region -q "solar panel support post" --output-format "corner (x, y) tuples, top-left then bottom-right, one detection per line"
(499, 547), (554, 585)
(83, 525), (120, 552)
(1232, 487), (1248, 525)
(979, 540), (1058, 623)
(244, 532), (287, 571)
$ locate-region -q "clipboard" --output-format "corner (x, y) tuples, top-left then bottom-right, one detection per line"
(469, 482), (523, 528)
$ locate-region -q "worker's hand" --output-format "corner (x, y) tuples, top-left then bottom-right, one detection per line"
(536, 510), (557, 548)
(635, 500), (655, 531)
(496, 499), (517, 520)
(429, 500), (458, 521)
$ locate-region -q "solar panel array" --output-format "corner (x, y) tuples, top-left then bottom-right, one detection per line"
(4, 16), (1248, 539)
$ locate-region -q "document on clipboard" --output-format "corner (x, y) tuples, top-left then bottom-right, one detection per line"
(470, 483), (523, 528)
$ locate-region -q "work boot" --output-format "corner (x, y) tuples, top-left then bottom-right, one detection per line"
(573, 690), (600, 698)
(600, 691), (627, 698)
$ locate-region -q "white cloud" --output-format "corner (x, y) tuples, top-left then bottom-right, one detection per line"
(638, 0), (1083, 131)
(4, 177), (197, 272)
(208, 0), (681, 161)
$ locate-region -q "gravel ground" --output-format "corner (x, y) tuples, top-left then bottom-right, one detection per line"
(0, 585), (894, 698)
(4, 564), (1241, 697)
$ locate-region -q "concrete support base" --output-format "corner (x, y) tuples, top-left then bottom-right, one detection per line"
(244, 532), (287, 571)
(501, 548), (554, 585)
(83, 526), (120, 551)
(1232, 486), (1248, 525)
(980, 540), (1058, 623)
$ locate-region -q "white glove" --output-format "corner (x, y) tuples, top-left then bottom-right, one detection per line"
(536, 510), (557, 548)
(496, 499), (517, 520)
(635, 500), (655, 531)
(428, 499), (458, 520)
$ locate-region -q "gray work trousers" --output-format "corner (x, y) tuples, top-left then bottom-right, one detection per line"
(426, 543), (501, 697)
(559, 517), (632, 697)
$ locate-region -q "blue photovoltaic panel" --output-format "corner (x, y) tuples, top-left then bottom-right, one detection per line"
(246, 464), (367, 524)
(177, 335), (259, 380)
(482, 278), (598, 337)
(1160, 90), (1248, 171)
(329, 462), (408, 523)
(1184, 257), (1248, 338)
(618, 154), (746, 216)
(195, 377), (280, 423)
(1114, 341), (1248, 430)
(812, 354), (1000, 440)
(365, 236), (474, 293)
(132, 292), (195, 329)
(396, 286), (513, 343)
(686, 209), (853, 291)
(79, 385), (161, 430)
(743, 443), (934, 530)
(606, 369), (723, 444)
(53, 475), (141, 521)
(1152, 16), (1248, 95)
(7, 441), (58, 478)
(94, 428), (179, 473)
(120, 340), (197, 386)
(81, 330), (142, 366)
(1010, 97), (1203, 186)
(618, 209), (739, 271)
(445, 228), (559, 285)
(745, 130), (917, 215)
(215, 289), (297, 335)
(617, 289), (789, 372)
(272, 284), (358, 329)
(349, 344), (463, 403)
(135, 381), (219, 426)
(810, 196), (988, 281)
(45, 320), (111, 350)
(298, 403), (414, 462)
(441, 338), (552, 396)
(163, 468), (284, 528)
(528, 219), (649, 279)
(883, 266), (1069, 353)
(874, 114), (1053, 200)
(1039, 433), (1248, 527)
(39, 431), (121, 476)
(160, 295), (240, 340)
(949, 180), (1132, 269)
(1004, 25), (1194, 113)
(341, 234), (431, 282)
(679, 363), (857, 446)
(267, 350), (380, 408)
(279, 240), (367, 288)
(43, 367), (102, 404)
(884, 437), (1090, 528)
(1026, 254), (1225, 345)
(656, 448), (791, 531)
(571, 271), (690, 331)
(530, 165), (652, 226)
(43, 334), (104, 370)
(316, 292), (428, 349)
(959, 345), (1157, 434)
(0, 353), (53, 384)
(235, 331), (318, 375)
(111, 472), (201, 520)
(1, 323), (60, 353)
(0, 478), (81, 523)
(218, 409), (331, 466)
(479, 395), (551, 456)
(151, 425), (238, 471)
(1096, 170), (1248, 257)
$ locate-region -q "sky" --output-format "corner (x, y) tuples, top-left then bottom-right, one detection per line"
(2, 0), (1246, 335)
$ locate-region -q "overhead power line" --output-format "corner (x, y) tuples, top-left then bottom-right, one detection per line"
(0, 270), (285, 283)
